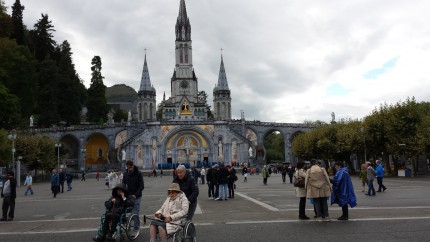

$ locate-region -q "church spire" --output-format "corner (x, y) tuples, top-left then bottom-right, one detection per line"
(139, 53), (155, 92)
(216, 53), (229, 90)
(176, 0), (191, 41)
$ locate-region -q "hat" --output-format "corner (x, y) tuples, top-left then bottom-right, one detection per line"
(168, 183), (182, 193)
(112, 183), (129, 197)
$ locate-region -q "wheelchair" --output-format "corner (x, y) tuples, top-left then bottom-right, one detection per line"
(143, 215), (197, 242)
(95, 207), (140, 241)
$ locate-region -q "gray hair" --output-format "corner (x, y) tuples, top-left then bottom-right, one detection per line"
(177, 165), (186, 172)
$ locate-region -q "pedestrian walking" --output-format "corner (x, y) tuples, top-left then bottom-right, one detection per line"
(331, 162), (357, 220)
(1, 171), (16, 221)
(305, 161), (332, 222)
(24, 172), (34, 196)
(173, 165), (199, 220)
(242, 166), (248, 182)
(191, 167), (199, 184)
(96, 171), (100, 181)
(59, 169), (65, 193)
(160, 169), (163, 178)
(200, 167), (206, 185)
(81, 170), (86, 181)
(281, 165), (287, 183)
(104, 174), (110, 190)
(213, 164), (220, 199)
(123, 160), (145, 235)
(50, 169), (60, 198)
(66, 172), (73, 191)
(227, 165), (236, 198)
(206, 166), (215, 199)
(287, 164), (294, 184)
(366, 162), (376, 196)
(118, 171), (123, 184)
(375, 160), (387, 192)
(262, 165), (270, 185)
(359, 163), (368, 192)
(295, 161), (309, 220)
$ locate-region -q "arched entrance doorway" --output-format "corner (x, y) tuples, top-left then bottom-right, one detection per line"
(85, 133), (109, 171)
(164, 129), (211, 168)
(59, 134), (79, 170)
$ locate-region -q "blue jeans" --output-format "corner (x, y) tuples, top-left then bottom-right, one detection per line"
(201, 175), (205, 184)
(367, 179), (376, 195)
(24, 186), (33, 195)
(219, 183), (228, 199)
(132, 197), (141, 229)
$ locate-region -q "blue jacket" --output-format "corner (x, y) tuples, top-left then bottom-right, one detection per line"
(376, 164), (384, 177)
(331, 167), (357, 208)
(51, 173), (59, 186)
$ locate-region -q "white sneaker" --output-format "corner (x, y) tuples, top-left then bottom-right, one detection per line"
(209, 197), (213, 200)
(214, 197), (220, 200)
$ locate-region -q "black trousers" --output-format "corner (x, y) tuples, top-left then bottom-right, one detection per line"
(60, 181), (64, 193)
(263, 178), (268, 185)
(289, 176), (293, 183)
(103, 213), (120, 237)
(214, 184), (219, 198)
(281, 174), (286, 183)
(51, 185), (60, 197)
(299, 197), (307, 217)
(2, 196), (15, 219)
(208, 182), (215, 198)
(342, 204), (348, 218)
(377, 177), (386, 191)
(228, 182), (235, 198)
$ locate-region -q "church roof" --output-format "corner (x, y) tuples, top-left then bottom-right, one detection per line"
(139, 54), (156, 93)
(214, 55), (230, 92)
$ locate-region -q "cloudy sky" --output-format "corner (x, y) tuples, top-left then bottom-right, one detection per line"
(5, 0), (430, 123)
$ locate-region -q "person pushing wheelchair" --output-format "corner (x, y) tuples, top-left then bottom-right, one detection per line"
(150, 183), (189, 242)
(93, 184), (135, 242)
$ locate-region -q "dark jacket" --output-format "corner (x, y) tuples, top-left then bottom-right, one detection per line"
(59, 172), (66, 183)
(105, 184), (135, 214)
(1, 177), (17, 199)
(173, 171), (199, 204)
(122, 166), (144, 198)
(66, 173), (73, 183)
(206, 167), (214, 183)
(218, 166), (229, 184)
(227, 169), (236, 183)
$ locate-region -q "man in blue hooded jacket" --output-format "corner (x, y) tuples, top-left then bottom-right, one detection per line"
(331, 162), (357, 220)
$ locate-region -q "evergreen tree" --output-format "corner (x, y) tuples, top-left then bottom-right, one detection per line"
(0, 37), (36, 126)
(36, 56), (60, 127)
(55, 40), (84, 124)
(0, 84), (20, 126)
(87, 56), (108, 123)
(0, 1), (12, 38)
(10, 0), (25, 45)
(198, 90), (213, 118)
(30, 14), (56, 61)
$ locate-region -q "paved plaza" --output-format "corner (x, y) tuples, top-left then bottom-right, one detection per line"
(1, 172), (430, 241)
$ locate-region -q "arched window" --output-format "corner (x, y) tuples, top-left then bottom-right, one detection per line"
(144, 103), (148, 120)
(179, 44), (184, 63)
(138, 103), (142, 121)
(149, 103), (153, 120)
(184, 44), (188, 63)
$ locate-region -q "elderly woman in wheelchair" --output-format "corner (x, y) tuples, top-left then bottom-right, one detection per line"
(93, 184), (136, 242)
(149, 183), (189, 242)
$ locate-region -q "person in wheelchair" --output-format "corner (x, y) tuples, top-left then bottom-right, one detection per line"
(93, 184), (135, 242)
(150, 183), (189, 242)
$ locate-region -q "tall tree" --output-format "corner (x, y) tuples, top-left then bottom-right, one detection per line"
(36, 57), (60, 127)
(30, 13), (56, 61)
(10, 0), (25, 45)
(55, 40), (84, 124)
(0, 38), (36, 126)
(86, 56), (108, 123)
(198, 90), (213, 118)
(0, 1), (12, 38)
(0, 84), (20, 126)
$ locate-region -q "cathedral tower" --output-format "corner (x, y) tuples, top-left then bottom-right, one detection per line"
(163, 0), (207, 120)
(213, 54), (231, 120)
(137, 54), (156, 121)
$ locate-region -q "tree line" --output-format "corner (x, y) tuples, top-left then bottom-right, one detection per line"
(292, 98), (430, 175)
(0, 0), (108, 129)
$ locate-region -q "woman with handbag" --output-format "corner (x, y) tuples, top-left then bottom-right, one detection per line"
(295, 161), (309, 220)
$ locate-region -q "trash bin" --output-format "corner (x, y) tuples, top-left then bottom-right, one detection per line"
(405, 168), (411, 177)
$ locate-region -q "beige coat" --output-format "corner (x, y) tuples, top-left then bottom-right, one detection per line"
(295, 169), (307, 198)
(156, 192), (189, 234)
(305, 165), (332, 199)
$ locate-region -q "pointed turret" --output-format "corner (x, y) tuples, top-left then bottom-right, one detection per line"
(137, 54), (156, 121)
(213, 53), (232, 120)
(215, 54), (229, 91)
(139, 54), (155, 92)
(176, 0), (191, 41)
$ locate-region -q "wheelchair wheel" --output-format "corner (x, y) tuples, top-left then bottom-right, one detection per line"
(184, 221), (196, 242)
(125, 213), (140, 240)
(96, 214), (106, 238)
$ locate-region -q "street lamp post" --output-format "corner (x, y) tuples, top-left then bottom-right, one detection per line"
(55, 143), (61, 172)
(7, 130), (17, 178)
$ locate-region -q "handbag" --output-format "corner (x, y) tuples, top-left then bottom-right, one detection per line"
(294, 176), (305, 188)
